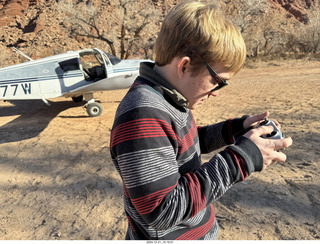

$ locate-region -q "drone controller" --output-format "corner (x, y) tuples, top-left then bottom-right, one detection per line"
(258, 119), (284, 139)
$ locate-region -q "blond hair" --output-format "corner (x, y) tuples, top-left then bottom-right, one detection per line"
(154, 1), (246, 75)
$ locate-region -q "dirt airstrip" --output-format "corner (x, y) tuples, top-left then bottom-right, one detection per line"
(0, 59), (319, 240)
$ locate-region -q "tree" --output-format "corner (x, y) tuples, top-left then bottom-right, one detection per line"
(228, 0), (268, 34)
(302, 6), (320, 54)
(224, 0), (300, 58)
(223, 0), (270, 57)
(284, 4), (320, 55)
(57, 0), (162, 59)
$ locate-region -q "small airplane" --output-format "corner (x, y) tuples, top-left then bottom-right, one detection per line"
(0, 47), (148, 117)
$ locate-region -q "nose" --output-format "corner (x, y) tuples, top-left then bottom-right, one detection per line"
(209, 90), (219, 97)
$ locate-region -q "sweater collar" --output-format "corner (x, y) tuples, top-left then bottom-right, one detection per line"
(139, 62), (189, 108)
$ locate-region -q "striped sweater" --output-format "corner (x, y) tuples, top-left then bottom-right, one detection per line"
(110, 62), (263, 240)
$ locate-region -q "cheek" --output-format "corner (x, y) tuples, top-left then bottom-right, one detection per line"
(185, 74), (211, 98)
(192, 81), (212, 99)
(197, 77), (213, 93)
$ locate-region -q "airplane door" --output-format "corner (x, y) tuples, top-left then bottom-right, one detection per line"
(93, 48), (112, 79)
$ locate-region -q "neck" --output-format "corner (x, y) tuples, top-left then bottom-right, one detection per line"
(153, 65), (171, 83)
(153, 61), (180, 89)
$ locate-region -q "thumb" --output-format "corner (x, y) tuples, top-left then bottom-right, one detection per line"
(244, 111), (270, 129)
(258, 125), (274, 137)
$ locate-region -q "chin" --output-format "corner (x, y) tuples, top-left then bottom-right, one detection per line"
(188, 103), (201, 110)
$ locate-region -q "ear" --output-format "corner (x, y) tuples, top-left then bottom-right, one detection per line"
(177, 57), (191, 79)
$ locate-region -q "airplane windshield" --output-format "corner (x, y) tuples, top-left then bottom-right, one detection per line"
(95, 53), (104, 65)
(80, 51), (107, 81)
(105, 53), (121, 65)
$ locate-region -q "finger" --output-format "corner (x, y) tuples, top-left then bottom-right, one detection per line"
(244, 111), (269, 129)
(253, 111), (270, 127)
(257, 125), (274, 136)
(272, 150), (287, 162)
(274, 137), (293, 150)
(262, 111), (269, 120)
(253, 111), (269, 123)
(272, 119), (281, 129)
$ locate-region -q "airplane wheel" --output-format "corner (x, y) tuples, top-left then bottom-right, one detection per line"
(72, 95), (83, 102)
(86, 102), (102, 117)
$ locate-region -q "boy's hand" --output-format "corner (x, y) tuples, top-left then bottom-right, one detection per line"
(243, 125), (293, 170)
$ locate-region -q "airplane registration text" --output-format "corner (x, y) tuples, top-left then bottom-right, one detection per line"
(0, 83), (32, 97)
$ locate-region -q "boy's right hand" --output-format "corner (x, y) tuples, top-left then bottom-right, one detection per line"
(243, 125), (293, 170)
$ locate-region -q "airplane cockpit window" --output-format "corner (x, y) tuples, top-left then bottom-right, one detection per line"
(105, 53), (121, 65)
(59, 58), (80, 72)
(80, 52), (107, 82)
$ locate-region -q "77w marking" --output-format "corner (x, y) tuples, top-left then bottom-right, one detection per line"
(0, 83), (31, 97)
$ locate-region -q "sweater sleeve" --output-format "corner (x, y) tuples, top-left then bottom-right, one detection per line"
(198, 115), (249, 153)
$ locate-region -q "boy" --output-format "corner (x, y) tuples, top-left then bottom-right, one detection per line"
(110, 1), (292, 240)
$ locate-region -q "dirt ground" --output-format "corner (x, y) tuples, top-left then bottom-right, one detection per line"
(0, 59), (319, 240)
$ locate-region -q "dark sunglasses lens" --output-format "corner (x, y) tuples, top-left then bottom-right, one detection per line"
(205, 63), (228, 92)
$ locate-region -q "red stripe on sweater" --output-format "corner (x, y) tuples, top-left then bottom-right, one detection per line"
(176, 204), (215, 240)
(225, 149), (247, 181)
(126, 215), (137, 231)
(110, 118), (177, 148)
(111, 118), (198, 155)
(131, 183), (177, 215)
(185, 173), (207, 217)
(228, 119), (235, 144)
(178, 119), (198, 154)
(238, 155), (248, 179)
(123, 184), (130, 198)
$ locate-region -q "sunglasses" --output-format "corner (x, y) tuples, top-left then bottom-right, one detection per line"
(205, 63), (228, 92)
(187, 45), (228, 92)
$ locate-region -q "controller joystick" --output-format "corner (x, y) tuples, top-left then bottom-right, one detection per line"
(258, 119), (284, 139)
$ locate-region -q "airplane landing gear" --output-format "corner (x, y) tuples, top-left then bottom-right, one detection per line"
(83, 93), (103, 117)
(72, 95), (83, 103)
(86, 102), (102, 117)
